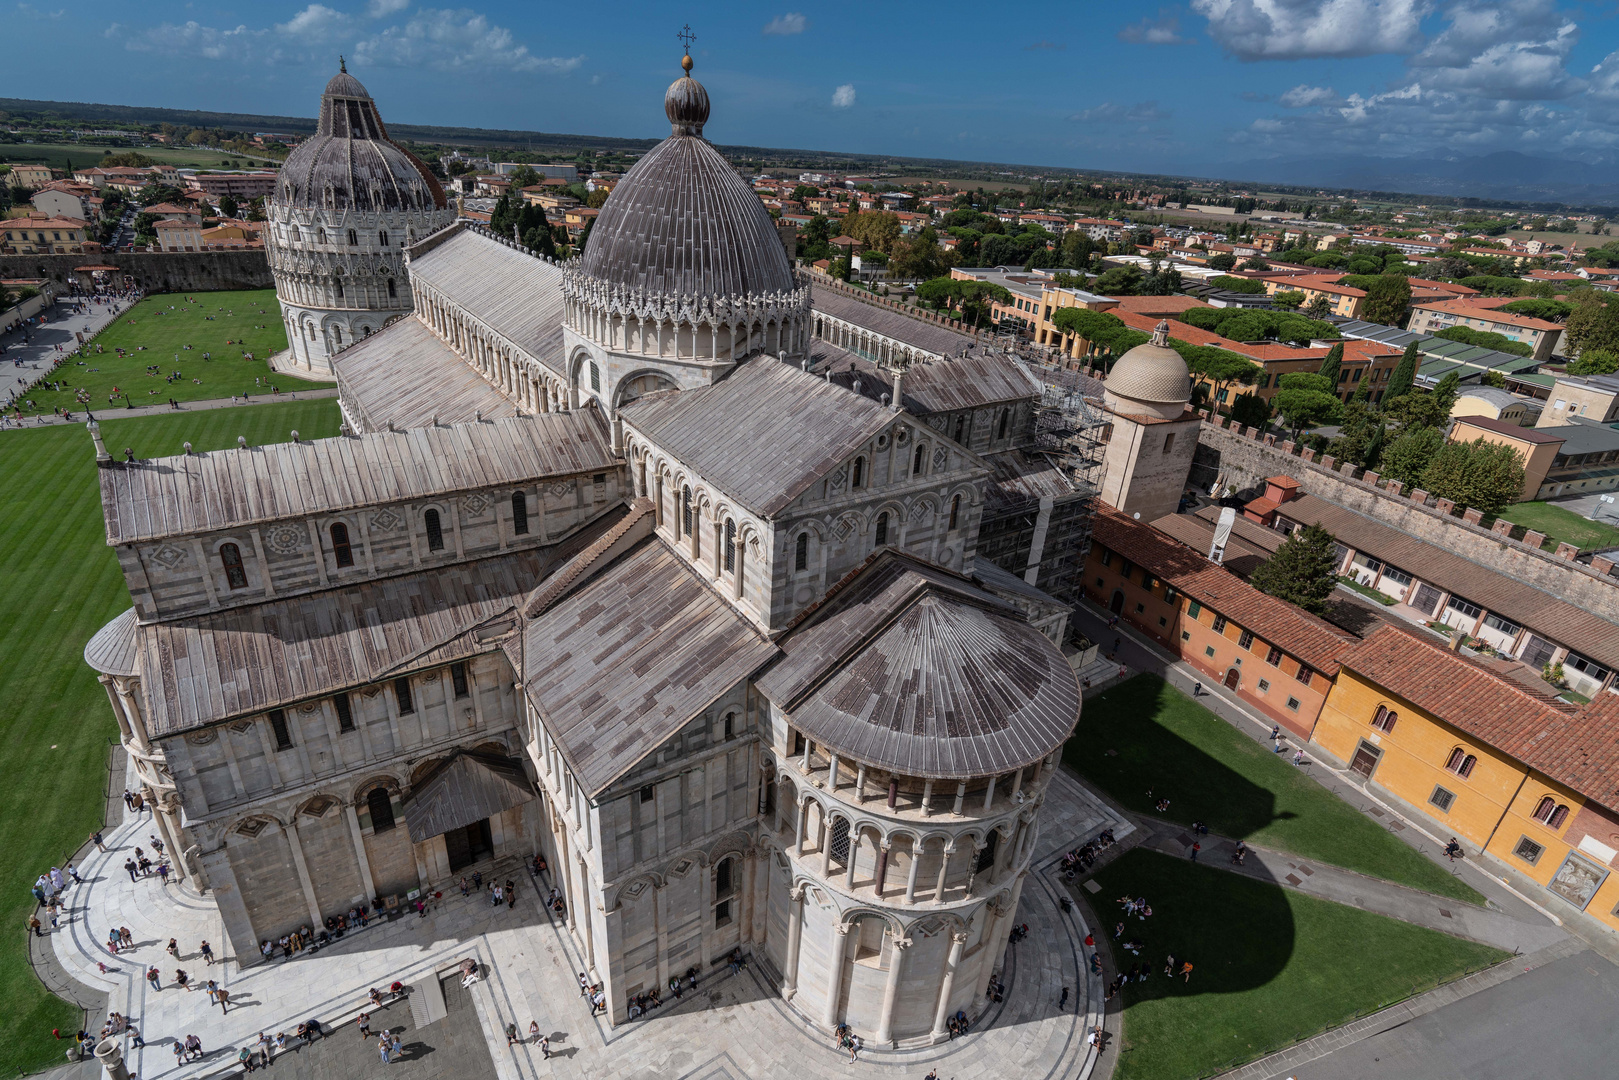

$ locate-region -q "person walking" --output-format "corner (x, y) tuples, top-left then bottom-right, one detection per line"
(1059, 986), (1070, 1010)
(504, 1022), (520, 1048)
(539, 1034), (551, 1059)
(166, 937), (180, 960)
(1191, 840), (1201, 862)
(506, 879), (517, 909)
(357, 1012), (372, 1040)
(123, 858), (139, 883)
(146, 967), (161, 991)
(1180, 961), (1194, 983)
(200, 939), (214, 965)
(528, 1020), (539, 1043)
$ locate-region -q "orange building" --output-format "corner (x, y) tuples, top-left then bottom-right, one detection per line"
(1084, 509), (1355, 737)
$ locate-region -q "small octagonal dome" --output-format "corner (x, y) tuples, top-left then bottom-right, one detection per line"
(1106, 319), (1191, 406)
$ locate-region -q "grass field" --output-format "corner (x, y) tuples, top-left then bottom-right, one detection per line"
(1095, 850), (1508, 1080)
(16, 290), (332, 414)
(0, 399), (340, 1078)
(1070, 674), (1485, 904)
(1497, 500), (1619, 552)
(2, 143), (277, 171)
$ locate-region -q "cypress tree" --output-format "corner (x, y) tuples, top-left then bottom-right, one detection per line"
(1250, 523), (1340, 615)
(1317, 342), (1344, 390)
(1384, 342), (1419, 402)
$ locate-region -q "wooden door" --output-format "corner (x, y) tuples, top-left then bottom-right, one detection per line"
(1349, 742), (1381, 779)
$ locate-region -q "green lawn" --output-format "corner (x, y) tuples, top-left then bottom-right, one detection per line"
(1496, 500), (1619, 552)
(1070, 674), (1484, 904)
(1095, 850), (1507, 1080)
(17, 290), (331, 415)
(0, 400), (340, 1078)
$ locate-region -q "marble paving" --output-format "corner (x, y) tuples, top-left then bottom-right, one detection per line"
(49, 757), (1129, 1079)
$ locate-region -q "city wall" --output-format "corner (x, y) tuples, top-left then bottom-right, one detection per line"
(1193, 417), (1619, 623)
(0, 250), (272, 293)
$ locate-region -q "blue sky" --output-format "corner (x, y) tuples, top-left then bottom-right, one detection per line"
(13, 1), (1619, 176)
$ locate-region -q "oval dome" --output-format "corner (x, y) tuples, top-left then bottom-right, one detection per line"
(276, 65), (447, 214)
(1106, 319), (1191, 404)
(579, 62), (793, 299)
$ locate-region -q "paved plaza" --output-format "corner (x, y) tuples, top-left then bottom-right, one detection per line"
(1, 296), (128, 407)
(47, 759), (1129, 1080)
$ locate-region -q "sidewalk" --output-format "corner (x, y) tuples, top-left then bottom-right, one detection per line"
(1, 387), (339, 432)
(1, 299), (127, 404)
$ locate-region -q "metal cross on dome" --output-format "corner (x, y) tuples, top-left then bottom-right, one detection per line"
(678, 25), (696, 55)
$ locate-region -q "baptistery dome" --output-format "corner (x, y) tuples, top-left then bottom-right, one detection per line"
(276, 67), (446, 213)
(579, 57), (793, 299)
(1105, 319), (1191, 407)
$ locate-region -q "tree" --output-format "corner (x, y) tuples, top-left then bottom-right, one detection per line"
(489, 192), (516, 238)
(1238, 256), (1271, 271)
(1273, 371), (1340, 438)
(1304, 294), (1333, 320)
(507, 165), (540, 190)
(1272, 290), (1304, 309)
(1060, 229), (1094, 270)
(1317, 342), (1344, 388)
(1362, 273), (1413, 327)
(1250, 523), (1339, 615)
(217, 194), (239, 220)
(1208, 252), (1237, 271)
(1483, 369), (1508, 387)
(887, 226), (953, 281)
(1379, 425), (1444, 488)
(791, 183), (819, 203)
(1384, 342), (1419, 402)
(1092, 264), (1144, 295)
(1419, 438), (1526, 516)
(840, 210), (902, 254)
(1570, 347), (1619, 376)
(1228, 391), (1272, 429)
(1565, 296), (1619, 357)
(1433, 325), (1532, 357)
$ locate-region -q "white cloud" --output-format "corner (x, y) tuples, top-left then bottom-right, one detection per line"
(275, 4), (354, 38)
(1118, 9), (1189, 45)
(831, 83), (856, 108)
(763, 13), (806, 36)
(354, 8), (581, 73)
(1191, 0), (1430, 60)
(1410, 0), (1581, 100)
(16, 4), (66, 19)
(367, 0), (410, 15)
(125, 20), (261, 60)
(1278, 84), (1341, 107)
(1073, 100), (1172, 123)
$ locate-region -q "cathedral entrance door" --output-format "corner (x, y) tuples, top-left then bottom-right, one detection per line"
(445, 819), (494, 873)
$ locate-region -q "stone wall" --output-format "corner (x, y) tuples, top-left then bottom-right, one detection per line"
(0, 250), (272, 292)
(1193, 418), (1619, 623)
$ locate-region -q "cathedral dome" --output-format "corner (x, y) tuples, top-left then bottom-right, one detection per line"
(1106, 319), (1191, 405)
(276, 63), (447, 214)
(579, 57), (793, 299)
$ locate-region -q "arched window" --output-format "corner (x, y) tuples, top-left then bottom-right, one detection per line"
(681, 486), (693, 537)
(386, 278), (396, 298)
(913, 444), (926, 476)
(1445, 748), (1477, 778)
(954, 415), (966, 443)
(1533, 797), (1570, 827)
(347, 228), (358, 246)
(424, 508), (444, 551)
(512, 491), (529, 535)
(713, 856), (736, 927)
(219, 543), (248, 589)
(997, 409), (1010, 440)
(875, 512), (889, 547)
(367, 787), (395, 833)
(330, 522), (354, 567)
(333, 326), (343, 345)
(362, 325), (372, 338)
(795, 532), (809, 572)
(949, 494), (961, 530)
(378, 230), (389, 247)
(724, 520), (737, 573)
(1371, 705), (1397, 732)
(334, 276), (344, 299)
(852, 456), (865, 489)
(829, 817), (850, 862)
(589, 361), (601, 393)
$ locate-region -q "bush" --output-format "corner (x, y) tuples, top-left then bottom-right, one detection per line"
(1210, 275), (1267, 294)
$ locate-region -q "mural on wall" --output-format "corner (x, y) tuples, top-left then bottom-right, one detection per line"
(1547, 851), (1609, 909)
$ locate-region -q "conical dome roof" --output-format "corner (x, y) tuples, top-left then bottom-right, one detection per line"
(578, 55), (793, 299)
(275, 63), (447, 213)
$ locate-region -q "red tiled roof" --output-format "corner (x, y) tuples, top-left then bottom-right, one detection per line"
(1450, 415), (1565, 444)
(1412, 298), (1562, 332)
(1338, 623), (1574, 750)
(1111, 295), (1210, 315)
(1533, 694), (1619, 807)
(1093, 509), (1356, 674)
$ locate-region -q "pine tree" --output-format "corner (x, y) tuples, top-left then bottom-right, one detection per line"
(1249, 523), (1340, 615)
(1317, 342), (1344, 388)
(1384, 342), (1419, 402)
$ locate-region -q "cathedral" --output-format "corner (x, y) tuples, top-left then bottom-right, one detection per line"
(76, 56), (1160, 1045)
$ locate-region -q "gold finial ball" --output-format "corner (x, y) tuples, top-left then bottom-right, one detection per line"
(682, 54), (693, 72)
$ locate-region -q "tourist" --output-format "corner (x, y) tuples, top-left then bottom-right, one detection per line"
(1059, 986), (1070, 1010)
(505, 1022), (520, 1047)
(357, 1012), (371, 1040)
(200, 939), (214, 965)
(539, 1034), (551, 1059)
(1180, 961), (1194, 982)
(528, 1020), (539, 1042)
(166, 938), (179, 960)
(146, 967), (160, 991)
(238, 1045), (254, 1072)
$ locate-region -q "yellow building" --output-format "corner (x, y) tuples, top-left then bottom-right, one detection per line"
(2, 214), (89, 254)
(1313, 624), (1619, 931)
(1260, 274), (1366, 319)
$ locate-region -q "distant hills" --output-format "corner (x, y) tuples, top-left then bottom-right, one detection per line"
(1224, 150), (1619, 206)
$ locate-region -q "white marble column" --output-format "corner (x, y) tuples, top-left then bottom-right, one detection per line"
(823, 923), (850, 1027)
(284, 821), (324, 927)
(875, 935), (911, 1045)
(344, 803), (378, 902)
(934, 842), (953, 901)
(930, 932), (969, 1040)
(782, 884), (805, 999)
(904, 842), (921, 904)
